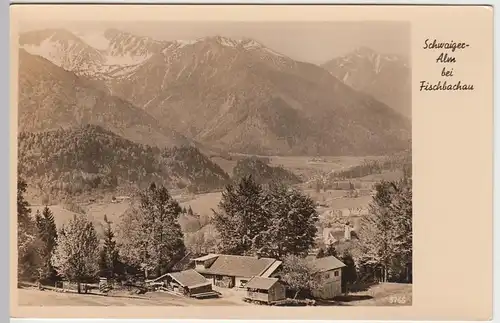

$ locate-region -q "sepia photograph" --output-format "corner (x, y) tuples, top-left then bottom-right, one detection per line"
(15, 15), (412, 308)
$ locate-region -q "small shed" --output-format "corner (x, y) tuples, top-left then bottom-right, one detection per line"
(151, 269), (219, 298)
(244, 276), (286, 304)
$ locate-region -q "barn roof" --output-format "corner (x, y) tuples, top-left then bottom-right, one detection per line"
(260, 260), (283, 278)
(196, 254), (278, 277)
(245, 277), (280, 290)
(168, 269), (210, 287)
(312, 256), (346, 273)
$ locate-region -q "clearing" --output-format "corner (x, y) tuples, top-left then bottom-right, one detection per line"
(17, 287), (246, 307)
(17, 283), (411, 307)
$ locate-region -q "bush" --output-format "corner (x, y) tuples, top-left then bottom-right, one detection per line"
(273, 298), (316, 306)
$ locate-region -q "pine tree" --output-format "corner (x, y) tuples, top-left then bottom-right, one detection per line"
(35, 206), (58, 283)
(118, 183), (186, 278)
(316, 248), (325, 258)
(324, 243), (338, 258)
(213, 175), (268, 255)
(340, 250), (357, 293)
(99, 215), (120, 279)
(17, 177), (39, 280)
(51, 214), (100, 293)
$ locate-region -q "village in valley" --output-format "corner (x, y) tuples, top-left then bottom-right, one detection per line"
(16, 21), (412, 307)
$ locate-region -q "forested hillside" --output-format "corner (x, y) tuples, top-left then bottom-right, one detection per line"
(18, 124), (230, 199)
(232, 157), (302, 185)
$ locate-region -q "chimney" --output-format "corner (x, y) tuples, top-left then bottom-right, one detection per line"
(344, 224), (351, 241)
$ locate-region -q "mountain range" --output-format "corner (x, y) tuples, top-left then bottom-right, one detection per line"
(321, 47), (411, 118)
(18, 28), (411, 156)
(18, 48), (190, 148)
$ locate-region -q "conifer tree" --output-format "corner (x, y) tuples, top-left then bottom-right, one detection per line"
(17, 177), (39, 280)
(316, 248), (325, 258)
(213, 175), (268, 255)
(99, 215), (120, 279)
(35, 206), (58, 282)
(51, 214), (100, 293)
(340, 250), (357, 292)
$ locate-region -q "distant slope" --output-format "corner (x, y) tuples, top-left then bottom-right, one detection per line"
(18, 49), (191, 149)
(232, 156), (302, 185)
(18, 125), (230, 199)
(322, 47), (411, 118)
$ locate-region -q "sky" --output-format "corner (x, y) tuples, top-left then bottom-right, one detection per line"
(19, 21), (410, 65)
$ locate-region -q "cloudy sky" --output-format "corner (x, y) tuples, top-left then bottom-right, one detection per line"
(20, 21), (410, 65)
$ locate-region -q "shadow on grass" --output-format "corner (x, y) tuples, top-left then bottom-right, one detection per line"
(346, 281), (378, 293)
(315, 300), (352, 306)
(333, 295), (373, 302)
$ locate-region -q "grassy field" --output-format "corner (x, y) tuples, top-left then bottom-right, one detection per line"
(17, 287), (244, 306)
(17, 283), (411, 307)
(333, 283), (412, 306)
(29, 201), (132, 234)
(177, 192), (222, 218)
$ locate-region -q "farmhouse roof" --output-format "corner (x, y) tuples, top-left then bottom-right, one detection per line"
(196, 254), (279, 277)
(312, 256), (346, 273)
(192, 254), (219, 261)
(168, 269), (210, 287)
(245, 277), (280, 290)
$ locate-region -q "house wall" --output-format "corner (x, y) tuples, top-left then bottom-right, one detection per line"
(189, 284), (213, 295)
(246, 283), (286, 303)
(235, 277), (252, 288)
(268, 283), (286, 302)
(246, 291), (269, 302)
(212, 275), (235, 288)
(312, 269), (342, 299)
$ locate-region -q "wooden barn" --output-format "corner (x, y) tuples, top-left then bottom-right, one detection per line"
(193, 254), (282, 289)
(244, 277), (286, 304)
(148, 269), (219, 298)
(310, 256), (346, 299)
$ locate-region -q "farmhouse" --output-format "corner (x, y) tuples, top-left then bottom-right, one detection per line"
(310, 255), (346, 299)
(147, 269), (218, 298)
(244, 276), (286, 304)
(192, 254), (282, 289)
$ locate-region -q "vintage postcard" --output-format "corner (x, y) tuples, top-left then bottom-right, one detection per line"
(10, 4), (493, 321)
